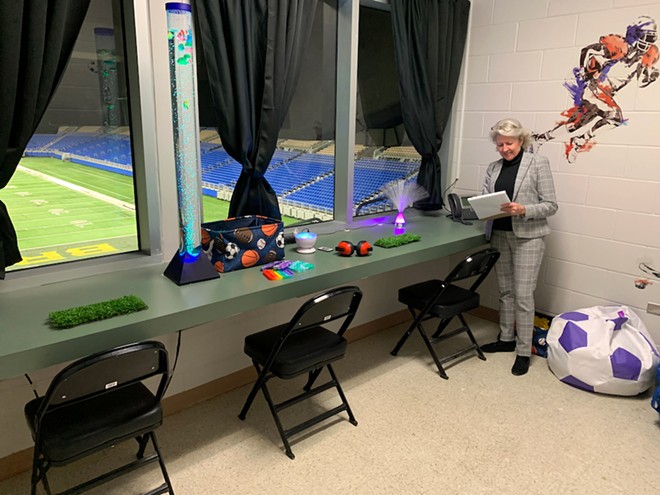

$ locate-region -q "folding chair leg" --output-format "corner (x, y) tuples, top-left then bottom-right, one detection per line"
(260, 382), (296, 460)
(136, 434), (149, 459)
(30, 455), (39, 495)
(150, 432), (176, 495)
(327, 364), (357, 426)
(431, 316), (453, 339)
(31, 451), (52, 495)
(303, 367), (323, 392)
(390, 307), (420, 356)
(238, 381), (261, 420)
(459, 314), (486, 361)
(390, 323), (414, 356)
(416, 325), (449, 380)
(239, 362), (267, 420)
(391, 308), (449, 379)
(252, 365), (358, 461)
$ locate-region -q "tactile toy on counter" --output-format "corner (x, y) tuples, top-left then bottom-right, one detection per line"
(261, 259), (315, 280)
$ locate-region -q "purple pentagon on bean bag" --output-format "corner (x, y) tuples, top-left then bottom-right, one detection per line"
(558, 311), (589, 322)
(561, 375), (594, 392)
(610, 347), (642, 381)
(559, 321), (588, 353)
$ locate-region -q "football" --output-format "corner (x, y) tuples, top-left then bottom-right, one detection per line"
(234, 227), (254, 244)
(547, 305), (660, 396)
(264, 249), (278, 263)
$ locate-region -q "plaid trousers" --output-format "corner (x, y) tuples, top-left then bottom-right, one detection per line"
(490, 231), (545, 357)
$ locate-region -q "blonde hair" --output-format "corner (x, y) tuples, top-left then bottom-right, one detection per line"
(489, 118), (532, 149)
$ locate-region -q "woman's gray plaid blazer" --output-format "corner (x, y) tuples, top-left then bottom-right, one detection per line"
(482, 151), (558, 239)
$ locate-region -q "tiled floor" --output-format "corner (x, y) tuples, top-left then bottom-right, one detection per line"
(2, 316), (658, 494)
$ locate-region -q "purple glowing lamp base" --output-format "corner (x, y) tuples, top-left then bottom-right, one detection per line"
(164, 251), (219, 285)
(394, 212), (406, 234)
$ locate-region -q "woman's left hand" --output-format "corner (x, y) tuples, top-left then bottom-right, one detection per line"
(501, 202), (526, 217)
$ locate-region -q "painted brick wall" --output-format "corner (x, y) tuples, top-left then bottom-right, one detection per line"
(455, 0), (660, 340)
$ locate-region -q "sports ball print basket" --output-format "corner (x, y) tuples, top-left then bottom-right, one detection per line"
(201, 215), (285, 273)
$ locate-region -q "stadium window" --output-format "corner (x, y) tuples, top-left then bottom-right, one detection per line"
(2, 0), (142, 272)
(354, 3), (422, 218)
(195, 1), (338, 226)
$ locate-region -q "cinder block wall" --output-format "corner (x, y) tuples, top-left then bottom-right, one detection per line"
(454, 0), (660, 339)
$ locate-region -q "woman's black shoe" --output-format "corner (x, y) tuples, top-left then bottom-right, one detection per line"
(511, 356), (530, 376)
(481, 339), (516, 353)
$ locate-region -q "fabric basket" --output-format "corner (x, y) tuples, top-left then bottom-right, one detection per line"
(531, 314), (552, 358)
(201, 215), (285, 273)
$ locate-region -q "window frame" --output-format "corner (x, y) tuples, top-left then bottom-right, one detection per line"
(2, 0), (419, 290)
(0, 0), (165, 291)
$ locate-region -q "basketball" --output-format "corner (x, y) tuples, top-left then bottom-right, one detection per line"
(261, 223), (279, 237)
(213, 261), (225, 273)
(241, 250), (260, 268)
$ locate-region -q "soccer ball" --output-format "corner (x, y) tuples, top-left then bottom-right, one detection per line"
(276, 231), (285, 249)
(547, 305), (660, 396)
(225, 242), (240, 260)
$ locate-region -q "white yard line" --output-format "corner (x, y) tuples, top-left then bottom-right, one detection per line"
(17, 165), (135, 211)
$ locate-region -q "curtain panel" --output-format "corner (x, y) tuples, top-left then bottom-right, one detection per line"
(194, 0), (318, 220)
(0, 0), (91, 278)
(390, 0), (470, 211)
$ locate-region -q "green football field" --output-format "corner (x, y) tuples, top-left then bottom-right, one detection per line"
(1, 157), (295, 269)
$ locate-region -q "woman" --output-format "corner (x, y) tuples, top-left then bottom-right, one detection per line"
(480, 118), (558, 376)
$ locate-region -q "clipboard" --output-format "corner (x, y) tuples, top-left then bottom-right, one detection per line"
(467, 191), (511, 220)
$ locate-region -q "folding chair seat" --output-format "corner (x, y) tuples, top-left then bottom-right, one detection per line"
(391, 248), (500, 379)
(238, 286), (363, 459)
(24, 341), (175, 495)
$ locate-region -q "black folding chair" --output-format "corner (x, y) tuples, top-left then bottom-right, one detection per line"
(238, 286), (363, 459)
(24, 341), (175, 495)
(391, 248), (500, 379)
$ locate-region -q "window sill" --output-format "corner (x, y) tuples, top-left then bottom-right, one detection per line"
(0, 210), (486, 380)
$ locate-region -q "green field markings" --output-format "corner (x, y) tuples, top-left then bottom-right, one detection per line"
(202, 196), (230, 223)
(18, 157), (136, 203)
(18, 165), (134, 210)
(11, 235), (139, 271)
(2, 166), (137, 251)
(0, 157), (303, 268)
(16, 157), (296, 223)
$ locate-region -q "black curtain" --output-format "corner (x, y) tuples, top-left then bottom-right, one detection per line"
(0, 0), (91, 278)
(194, 0), (318, 220)
(357, 6), (404, 147)
(390, 0), (470, 211)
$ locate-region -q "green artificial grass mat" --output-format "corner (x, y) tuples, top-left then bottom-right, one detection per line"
(48, 295), (148, 329)
(374, 233), (421, 248)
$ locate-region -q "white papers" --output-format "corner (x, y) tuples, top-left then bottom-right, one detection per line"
(467, 191), (511, 220)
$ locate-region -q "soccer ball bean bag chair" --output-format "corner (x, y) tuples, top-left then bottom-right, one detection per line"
(547, 305), (660, 396)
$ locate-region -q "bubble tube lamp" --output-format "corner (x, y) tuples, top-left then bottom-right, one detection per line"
(163, 2), (218, 285)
